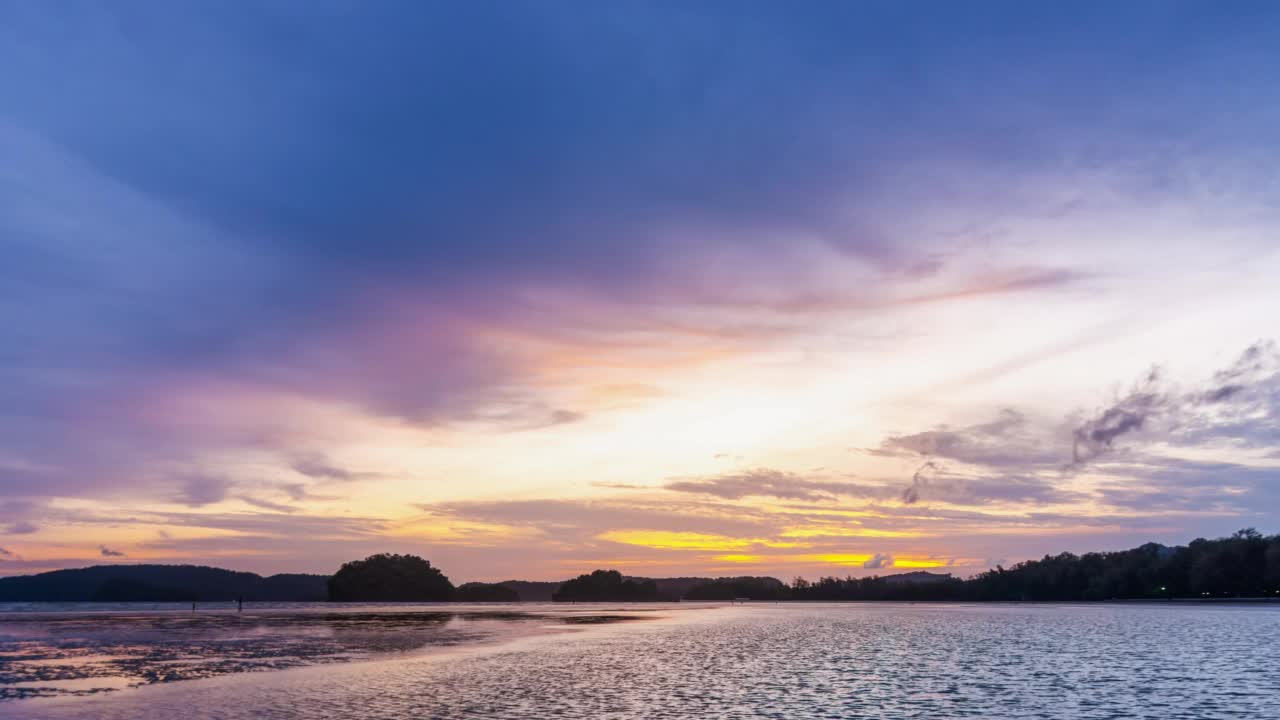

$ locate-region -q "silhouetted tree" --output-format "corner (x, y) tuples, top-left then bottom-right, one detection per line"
(327, 554), (454, 602)
(552, 570), (665, 601)
(684, 577), (789, 600)
(787, 530), (1280, 601)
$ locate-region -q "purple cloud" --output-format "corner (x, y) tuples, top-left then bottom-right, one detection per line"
(176, 475), (234, 508)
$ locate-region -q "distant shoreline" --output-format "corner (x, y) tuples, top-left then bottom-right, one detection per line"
(2, 591), (1280, 607)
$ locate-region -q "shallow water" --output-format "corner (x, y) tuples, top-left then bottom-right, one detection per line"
(6, 603), (1280, 719)
(0, 602), (645, 700)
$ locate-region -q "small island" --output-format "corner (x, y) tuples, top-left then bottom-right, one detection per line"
(327, 553), (454, 602)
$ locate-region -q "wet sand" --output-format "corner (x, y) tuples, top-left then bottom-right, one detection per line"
(0, 603), (657, 701)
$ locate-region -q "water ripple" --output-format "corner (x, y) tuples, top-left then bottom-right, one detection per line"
(9, 603), (1280, 719)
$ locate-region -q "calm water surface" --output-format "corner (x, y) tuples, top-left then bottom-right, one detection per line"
(5, 603), (1279, 719)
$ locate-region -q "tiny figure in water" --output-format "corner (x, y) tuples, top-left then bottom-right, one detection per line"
(192, 602), (196, 614)
(237, 596), (243, 613)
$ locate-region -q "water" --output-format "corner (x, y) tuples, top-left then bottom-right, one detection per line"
(4, 603), (1279, 718)
(0, 602), (649, 700)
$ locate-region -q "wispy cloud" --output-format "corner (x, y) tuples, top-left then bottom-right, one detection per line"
(1072, 341), (1280, 466)
(662, 469), (889, 502)
(290, 455), (365, 482)
(237, 495), (297, 514)
(873, 410), (1063, 470)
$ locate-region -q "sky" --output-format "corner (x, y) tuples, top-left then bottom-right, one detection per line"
(2, 2), (1279, 582)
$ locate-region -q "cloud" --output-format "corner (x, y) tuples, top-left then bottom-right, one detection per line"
(871, 342), (1280, 509)
(290, 455), (362, 482)
(277, 482), (343, 504)
(1210, 341), (1278, 390)
(863, 553), (894, 569)
(1091, 459), (1280, 513)
(901, 461), (940, 505)
(542, 408), (585, 428)
(98, 545), (125, 557)
(421, 498), (774, 541)
(1175, 341), (1280, 450)
(662, 469), (888, 502)
(468, 405), (587, 433)
(1, 5), (1279, 577)
(657, 463), (1079, 510)
(58, 508), (388, 541)
(1071, 367), (1170, 466)
(874, 409), (1062, 469)
(4, 520), (38, 535)
(176, 475), (234, 507)
(1072, 342), (1280, 466)
(237, 495), (297, 514)
(873, 412), (1079, 505)
(0, 2), (1201, 514)
(924, 474), (1086, 507)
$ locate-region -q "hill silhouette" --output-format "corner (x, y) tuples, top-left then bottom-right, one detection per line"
(552, 569), (665, 601)
(455, 582), (520, 602)
(0, 565), (327, 602)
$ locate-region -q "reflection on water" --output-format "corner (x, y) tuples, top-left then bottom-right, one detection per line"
(6, 603), (1280, 719)
(0, 603), (643, 700)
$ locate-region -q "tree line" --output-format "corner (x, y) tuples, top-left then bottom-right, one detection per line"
(7, 530), (1275, 603)
(787, 529), (1280, 601)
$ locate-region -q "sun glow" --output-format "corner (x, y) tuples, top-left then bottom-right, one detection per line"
(779, 526), (926, 539)
(596, 530), (808, 551)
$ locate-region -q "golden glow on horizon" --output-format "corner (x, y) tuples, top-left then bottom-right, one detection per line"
(779, 526), (926, 539)
(889, 558), (951, 569)
(802, 553), (873, 566)
(596, 530), (808, 551)
(596, 530), (754, 551)
(794, 554), (950, 569)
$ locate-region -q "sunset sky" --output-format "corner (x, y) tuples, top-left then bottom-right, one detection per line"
(2, 2), (1279, 582)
